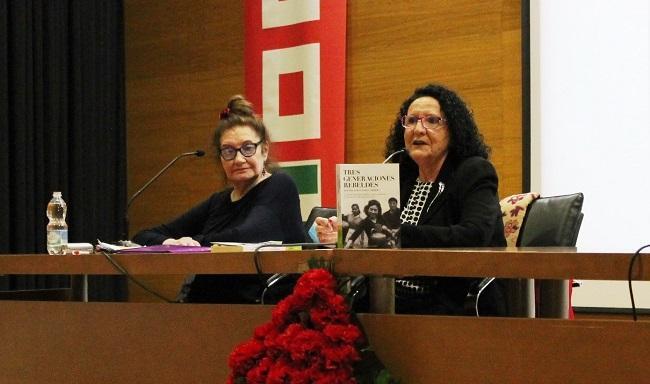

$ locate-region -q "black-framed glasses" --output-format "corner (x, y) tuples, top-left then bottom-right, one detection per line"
(219, 140), (262, 161)
(401, 114), (446, 131)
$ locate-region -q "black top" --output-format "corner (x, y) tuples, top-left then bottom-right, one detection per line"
(133, 172), (305, 304)
(133, 172), (305, 246)
(396, 156), (506, 315)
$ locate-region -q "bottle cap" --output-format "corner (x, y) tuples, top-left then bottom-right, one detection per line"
(53, 191), (62, 197)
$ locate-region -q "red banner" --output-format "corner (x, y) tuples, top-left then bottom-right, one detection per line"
(245, 0), (346, 214)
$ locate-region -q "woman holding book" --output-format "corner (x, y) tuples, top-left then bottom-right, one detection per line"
(316, 84), (506, 315)
(133, 95), (305, 302)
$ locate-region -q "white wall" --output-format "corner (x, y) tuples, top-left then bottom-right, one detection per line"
(530, 0), (650, 309)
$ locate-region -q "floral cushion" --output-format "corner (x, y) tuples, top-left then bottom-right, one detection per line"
(500, 192), (540, 247)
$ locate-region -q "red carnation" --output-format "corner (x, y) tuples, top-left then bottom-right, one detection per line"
(226, 269), (363, 383)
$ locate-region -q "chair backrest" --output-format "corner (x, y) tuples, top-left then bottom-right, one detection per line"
(516, 192), (584, 319)
(518, 193), (584, 247)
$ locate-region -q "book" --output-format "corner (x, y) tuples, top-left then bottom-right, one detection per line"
(210, 241), (302, 253)
(336, 163), (401, 249)
(116, 244), (211, 253)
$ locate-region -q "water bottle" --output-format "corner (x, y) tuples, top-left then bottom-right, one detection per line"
(46, 191), (68, 255)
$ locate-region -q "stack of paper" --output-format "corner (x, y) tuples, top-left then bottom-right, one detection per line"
(96, 239), (141, 253)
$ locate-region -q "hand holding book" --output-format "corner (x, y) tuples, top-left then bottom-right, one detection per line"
(314, 216), (338, 244)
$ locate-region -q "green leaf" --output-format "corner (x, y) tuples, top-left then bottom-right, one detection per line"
(307, 256), (334, 271)
(375, 369), (400, 384)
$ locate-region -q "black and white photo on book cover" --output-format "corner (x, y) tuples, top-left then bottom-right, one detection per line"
(336, 163), (400, 249)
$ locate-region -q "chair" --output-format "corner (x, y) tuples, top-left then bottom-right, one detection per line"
(518, 193), (584, 248)
(262, 207), (339, 304)
(471, 192), (584, 318)
(518, 192), (584, 318)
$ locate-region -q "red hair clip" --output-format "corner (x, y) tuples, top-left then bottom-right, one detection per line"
(219, 107), (230, 120)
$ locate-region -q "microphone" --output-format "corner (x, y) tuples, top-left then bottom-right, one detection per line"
(123, 150), (205, 240)
(383, 148), (405, 164)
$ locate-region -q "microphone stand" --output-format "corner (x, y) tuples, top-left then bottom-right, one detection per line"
(383, 148), (405, 164)
(122, 150), (205, 241)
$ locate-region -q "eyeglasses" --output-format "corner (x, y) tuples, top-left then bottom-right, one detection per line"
(219, 140), (262, 161)
(401, 114), (446, 131)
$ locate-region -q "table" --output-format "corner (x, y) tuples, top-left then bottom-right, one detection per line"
(1, 248), (648, 383)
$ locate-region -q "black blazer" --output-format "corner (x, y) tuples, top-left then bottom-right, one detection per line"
(400, 156), (505, 248)
(397, 156), (506, 315)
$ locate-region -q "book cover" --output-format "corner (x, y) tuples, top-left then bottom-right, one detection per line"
(210, 241), (302, 253)
(336, 163), (401, 249)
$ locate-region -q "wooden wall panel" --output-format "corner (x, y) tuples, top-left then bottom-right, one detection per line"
(346, 0), (522, 194)
(125, 1), (522, 300)
(125, 0), (244, 238)
(3, 301), (648, 383)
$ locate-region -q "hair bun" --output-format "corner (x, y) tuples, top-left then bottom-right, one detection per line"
(225, 95), (255, 118)
(219, 107), (230, 120)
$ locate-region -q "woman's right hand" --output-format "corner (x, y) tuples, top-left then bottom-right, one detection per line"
(314, 216), (338, 244)
(162, 237), (200, 246)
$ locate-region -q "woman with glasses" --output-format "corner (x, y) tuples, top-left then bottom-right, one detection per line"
(317, 84), (506, 315)
(133, 95), (304, 247)
(132, 95), (305, 303)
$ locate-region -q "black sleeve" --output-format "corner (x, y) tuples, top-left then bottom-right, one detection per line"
(132, 194), (216, 246)
(132, 173), (305, 246)
(400, 157), (502, 247)
(200, 173), (305, 244)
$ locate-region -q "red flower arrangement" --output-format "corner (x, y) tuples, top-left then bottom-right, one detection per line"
(227, 268), (397, 383)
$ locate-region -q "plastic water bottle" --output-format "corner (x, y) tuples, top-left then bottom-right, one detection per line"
(46, 191), (68, 255)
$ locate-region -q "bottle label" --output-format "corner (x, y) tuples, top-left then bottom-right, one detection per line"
(47, 230), (68, 247)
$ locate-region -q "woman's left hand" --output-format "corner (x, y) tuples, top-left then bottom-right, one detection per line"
(314, 216), (338, 244)
(162, 237), (201, 246)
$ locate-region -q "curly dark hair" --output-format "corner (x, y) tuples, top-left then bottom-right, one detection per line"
(384, 84), (490, 181)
